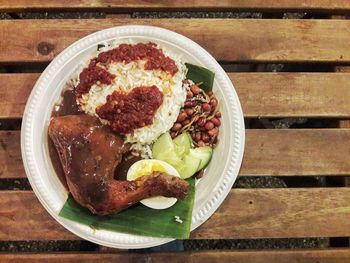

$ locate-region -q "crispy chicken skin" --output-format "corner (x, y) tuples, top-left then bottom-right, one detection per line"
(48, 115), (189, 215)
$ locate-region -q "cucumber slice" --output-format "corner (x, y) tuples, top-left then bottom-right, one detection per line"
(160, 151), (183, 168)
(176, 155), (201, 179)
(189, 146), (213, 171)
(152, 133), (175, 159)
(152, 132), (207, 179)
(173, 132), (192, 158)
(174, 145), (186, 159)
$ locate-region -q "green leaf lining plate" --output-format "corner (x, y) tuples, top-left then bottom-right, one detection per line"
(59, 178), (195, 239)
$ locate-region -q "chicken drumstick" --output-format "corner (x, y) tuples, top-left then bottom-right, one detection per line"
(48, 115), (189, 215)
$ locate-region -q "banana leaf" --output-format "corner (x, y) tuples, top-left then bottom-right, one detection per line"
(59, 178), (195, 239)
(185, 63), (215, 92)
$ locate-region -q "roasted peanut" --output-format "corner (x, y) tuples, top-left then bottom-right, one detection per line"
(195, 132), (201, 142)
(210, 98), (218, 108)
(185, 108), (194, 116)
(205, 121), (214, 130)
(215, 111), (221, 118)
(171, 123), (182, 131)
(182, 119), (190, 126)
(202, 103), (212, 112)
(191, 132), (196, 140)
(184, 101), (195, 108)
(192, 114), (199, 122)
(211, 117), (221, 127)
(197, 117), (206, 127)
(202, 133), (210, 142)
(197, 140), (205, 147)
(176, 112), (187, 122)
(208, 127), (219, 137)
(196, 169), (205, 179)
(190, 85), (200, 95)
(186, 90), (193, 99)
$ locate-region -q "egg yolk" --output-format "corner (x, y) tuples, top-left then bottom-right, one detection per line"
(132, 162), (168, 179)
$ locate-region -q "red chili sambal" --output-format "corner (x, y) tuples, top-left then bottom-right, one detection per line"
(97, 42), (178, 76)
(96, 86), (164, 134)
(75, 43), (178, 99)
(75, 59), (116, 98)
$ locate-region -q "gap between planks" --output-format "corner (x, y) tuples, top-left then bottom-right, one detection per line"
(1, 19), (350, 63)
(2, 72), (350, 119)
(1, 0), (350, 13)
(2, 129), (350, 179)
(1, 188), (350, 241)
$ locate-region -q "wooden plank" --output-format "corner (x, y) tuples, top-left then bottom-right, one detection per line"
(0, 74), (37, 119)
(1, 19), (350, 63)
(334, 67), (350, 128)
(241, 129), (350, 176)
(3, 129), (350, 179)
(0, 191), (75, 240)
(235, 73), (350, 118)
(192, 187), (350, 239)
(2, 249), (350, 263)
(335, 67), (350, 187)
(3, 73), (350, 119)
(1, 0), (350, 13)
(1, 188), (350, 240)
(0, 131), (23, 179)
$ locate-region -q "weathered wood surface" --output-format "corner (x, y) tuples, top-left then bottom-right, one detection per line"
(2, 73), (350, 119)
(234, 73), (350, 118)
(2, 249), (350, 263)
(3, 129), (350, 178)
(1, 19), (349, 63)
(0, 74), (36, 119)
(1, 0), (349, 12)
(0, 131), (23, 179)
(1, 188), (350, 240)
(241, 129), (350, 176)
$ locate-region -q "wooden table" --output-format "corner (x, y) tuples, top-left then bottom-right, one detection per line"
(2, 1), (350, 262)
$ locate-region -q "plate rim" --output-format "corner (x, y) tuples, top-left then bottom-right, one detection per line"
(21, 25), (245, 249)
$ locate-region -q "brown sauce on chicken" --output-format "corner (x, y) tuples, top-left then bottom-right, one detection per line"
(48, 87), (189, 215)
(49, 88), (83, 190)
(49, 88), (141, 188)
(115, 156), (142, 180)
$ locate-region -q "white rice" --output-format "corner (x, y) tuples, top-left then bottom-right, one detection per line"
(73, 40), (187, 157)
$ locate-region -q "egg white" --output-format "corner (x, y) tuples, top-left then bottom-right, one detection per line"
(127, 159), (180, 209)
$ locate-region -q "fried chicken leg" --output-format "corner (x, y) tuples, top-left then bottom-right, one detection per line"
(48, 115), (189, 215)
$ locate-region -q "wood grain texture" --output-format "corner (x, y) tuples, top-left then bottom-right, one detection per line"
(3, 73), (350, 119)
(2, 249), (350, 263)
(1, 188), (350, 240)
(3, 129), (350, 178)
(1, 0), (349, 12)
(0, 131), (23, 179)
(1, 19), (350, 63)
(241, 129), (350, 176)
(0, 74), (36, 119)
(335, 67), (350, 129)
(234, 73), (350, 118)
(335, 67), (350, 187)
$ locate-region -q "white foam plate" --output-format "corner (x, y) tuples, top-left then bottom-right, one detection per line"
(21, 25), (245, 249)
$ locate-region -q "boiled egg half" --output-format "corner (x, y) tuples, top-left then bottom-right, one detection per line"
(127, 159), (180, 209)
